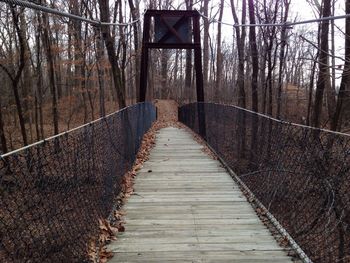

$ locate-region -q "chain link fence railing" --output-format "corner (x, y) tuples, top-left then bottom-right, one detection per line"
(179, 102), (350, 263)
(0, 102), (156, 262)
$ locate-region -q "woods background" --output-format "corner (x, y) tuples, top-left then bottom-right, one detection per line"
(0, 0), (350, 153)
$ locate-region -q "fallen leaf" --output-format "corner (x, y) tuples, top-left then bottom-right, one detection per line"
(117, 225), (125, 232)
(134, 164), (142, 171)
(99, 247), (114, 263)
(87, 240), (97, 262)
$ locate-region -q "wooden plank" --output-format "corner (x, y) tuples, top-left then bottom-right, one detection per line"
(108, 242), (286, 252)
(127, 193), (245, 198)
(118, 229), (274, 238)
(111, 251), (293, 263)
(121, 224), (271, 232)
(123, 204), (256, 211)
(139, 168), (227, 173)
(123, 218), (262, 226)
(117, 236), (279, 244)
(123, 206), (255, 214)
(124, 197), (247, 203)
(107, 127), (293, 262)
(124, 202), (255, 209)
(124, 214), (259, 220)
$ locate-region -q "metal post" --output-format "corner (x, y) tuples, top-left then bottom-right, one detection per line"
(139, 14), (151, 102)
(193, 13), (206, 139)
(193, 13), (204, 103)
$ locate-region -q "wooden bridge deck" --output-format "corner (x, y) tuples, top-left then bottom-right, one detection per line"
(108, 127), (294, 262)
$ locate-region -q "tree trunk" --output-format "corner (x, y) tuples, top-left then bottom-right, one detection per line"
(71, 1), (88, 123)
(306, 53), (318, 126)
(19, 9), (31, 123)
(185, 0), (194, 101)
(327, 0), (337, 119)
(118, 1), (127, 100)
(41, 10), (59, 135)
(0, 7), (28, 146)
(0, 99), (8, 154)
(331, 0), (350, 131)
(276, 0), (290, 119)
(248, 0), (259, 164)
(248, 0), (259, 113)
(215, 0), (224, 102)
(312, 0), (331, 127)
(128, 0), (141, 102)
(231, 0), (247, 108)
(231, 0), (247, 158)
(203, 0), (210, 88)
(95, 30), (106, 117)
(36, 13), (45, 139)
(99, 0), (126, 109)
(161, 50), (168, 98)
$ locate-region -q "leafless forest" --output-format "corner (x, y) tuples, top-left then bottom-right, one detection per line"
(0, 0), (350, 154)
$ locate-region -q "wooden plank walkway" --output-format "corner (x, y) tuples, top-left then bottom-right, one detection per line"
(108, 127), (293, 262)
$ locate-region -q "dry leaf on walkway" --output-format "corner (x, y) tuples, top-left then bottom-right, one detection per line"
(134, 164), (142, 171)
(99, 247), (114, 263)
(98, 219), (118, 242)
(117, 224), (125, 232)
(87, 240), (97, 261)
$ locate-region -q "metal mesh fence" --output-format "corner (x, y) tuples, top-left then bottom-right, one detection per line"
(179, 102), (350, 263)
(0, 102), (156, 262)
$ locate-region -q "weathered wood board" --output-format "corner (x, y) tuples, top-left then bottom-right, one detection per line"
(108, 127), (294, 262)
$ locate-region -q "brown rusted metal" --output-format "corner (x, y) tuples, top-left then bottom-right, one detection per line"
(139, 9), (206, 138)
(139, 9), (204, 104)
(139, 13), (151, 102)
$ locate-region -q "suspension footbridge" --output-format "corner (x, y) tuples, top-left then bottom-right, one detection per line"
(1, 101), (349, 262)
(0, 2), (349, 262)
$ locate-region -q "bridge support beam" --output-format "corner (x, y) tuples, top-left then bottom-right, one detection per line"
(139, 9), (206, 139)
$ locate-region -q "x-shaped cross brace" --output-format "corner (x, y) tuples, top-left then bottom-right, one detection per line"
(158, 15), (189, 43)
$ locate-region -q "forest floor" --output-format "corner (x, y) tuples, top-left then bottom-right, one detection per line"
(154, 99), (178, 123)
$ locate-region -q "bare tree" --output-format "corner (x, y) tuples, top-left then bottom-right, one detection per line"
(312, 0), (331, 127)
(0, 6), (28, 146)
(248, 0), (260, 162)
(0, 98), (7, 153)
(34, 11), (44, 139)
(331, 0), (350, 131)
(41, 7), (59, 135)
(276, 0), (290, 119)
(248, 0), (259, 113)
(202, 0), (210, 88)
(185, 0), (193, 102)
(231, 0), (247, 108)
(215, 0), (224, 101)
(128, 0), (141, 102)
(71, 0), (89, 123)
(99, 0), (126, 108)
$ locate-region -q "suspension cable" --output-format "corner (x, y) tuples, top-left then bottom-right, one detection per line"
(2, 0), (350, 28)
(0, 0), (142, 26)
(198, 10), (350, 28)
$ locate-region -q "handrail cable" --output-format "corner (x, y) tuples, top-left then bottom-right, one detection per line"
(0, 0), (142, 26)
(206, 102), (350, 138)
(0, 103), (141, 158)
